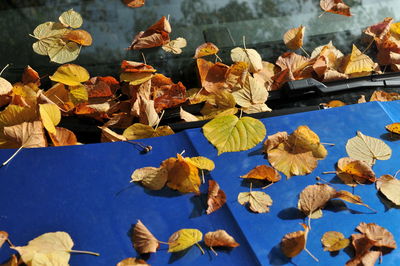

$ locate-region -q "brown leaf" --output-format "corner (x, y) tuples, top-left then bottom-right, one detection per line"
(336, 157), (376, 186)
(3, 121), (47, 148)
(151, 74), (187, 112)
(129, 16), (171, 50)
(196, 58), (229, 93)
(321, 231), (349, 252)
(206, 180), (226, 215)
(43, 83), (74, 112)
(364, 17), (393, 41)
(298, 184), (336, 217)
(280, 224), (309, 258)
(241, 165), (281, 183)
(131, 166), (168, 190)
(204, 230), (239, 248)
(283, 25), (305, 50)
(22, 66), (40, 86)
(334, 190), (371, 209)
(194, 42), (219, 58)
(346, 233), (379, 266)
(85, 77), (114, 98)
(356, 222), (396, 251)
(50, 127), (78, 146)
(123, 0), (145, 8)
(0, 254), (18, 266)
(263, 131), (288, 153)
(370, 90), (400, 102)
(132, 220), (159, 254)
(0, 231), (8, 248)
(320, 0), (352, 16)
(117, 257), (149, 266)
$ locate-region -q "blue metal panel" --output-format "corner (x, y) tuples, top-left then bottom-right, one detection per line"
(1, 101), (400, 265)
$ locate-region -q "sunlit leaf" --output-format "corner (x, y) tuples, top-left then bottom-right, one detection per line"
(231, 47), (263, 73)
(238, 190), (273, 213)
(59, 9), (83, 28)
(283, 25), (305, 50)
(123, 123), (174, 140)
(132, 220), (159, 254)
(168, 229), (202, 253)
(321, 231), (349, 252)
(50, 64), (90, 86)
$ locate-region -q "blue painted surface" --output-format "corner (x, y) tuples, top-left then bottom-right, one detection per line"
(1, 101), (400, 265)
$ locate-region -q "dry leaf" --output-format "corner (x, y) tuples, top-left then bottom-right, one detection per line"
(238, 190), (273, 213)
(180, 107), (199, 122)
(280, 224), (309, 258)
(132, 220), (159, 254)
(123, 0), (145, 8)
(194, 42), (219, 58)
(364, 17), (393, 41)
(50, 64), (90, 86)
(263, 132), (289, 153)
(370, 90), (400, 102)
(129, 16), (171, 50)
(0, 78), (12, 97)
(50, 127), (78, 146)
(336, 157), (376, 186)
(0, 231), (8, 248)
(185, 156), (215, 171)
(117, 257), (149, 266)
(0, 105), (37, 128)
(196, 58), (229, 93)
(162, 37), (187, 54)
(65, 29), (93, 46)
(59, 9), (82, 28)
(334, 190), (372, 210)
(202, 115), (266, 155)
(123, 123), (174, 140)
(39, 103), (61, 135)
(231, 47), (263, 73)
(22, 66), (41, 86)
(151, 73), (187, 112)
(356, 222), (396, 251)
(321, 231), (349, 252)
(347, 233), (379, 266)
(320, 0), (352, 16)
(131, 166), (168, 190)
(99, 127), (127, 142)
(168, 229), (202, 253)
(298, 184), (336, 218)
(206, 180), (226, 215)
(283, 25), (305, 50)
(241, 165), (281, 183)
(287, 125), (327, 159)
(386, 123), (400, 135)
(342, 45), (375, 75)
(346, 131), (392, 165)
(3, 121), (47, 148)
(376, 174), (400, 206)
(200, 90), (237, 118)
(204, 230), (239, 248)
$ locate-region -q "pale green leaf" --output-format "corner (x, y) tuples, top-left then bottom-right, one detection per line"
(59, 9), (83, 28)
(123, 123), (174, 140)
(48, 41), (81, 64)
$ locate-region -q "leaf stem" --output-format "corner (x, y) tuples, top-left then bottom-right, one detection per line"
(262, 183), (273, 189)
(215, 54), (222, 63)
(158, 240), (170, 245)
(394, 169), (400, 178)
(195, 243), (205, 255)
(2, 146), (24, 167)
(307, 215), (312, 231)
(322, 171), (336, 174)
(362, 203), (378, 213)
(304, 248), (319, 262)
(300, 46), (310, 58)
(201, 170), (205, 184)
(250, 182), (253, 192)
(155, 110), (165, 130)
(362, 39), (374, 54)
(210, 246), (218, 256)
(318, 11), (327, 18)
(29, 34), (39, 40)
(242, 36), (247, 50)
(68, 250), (100, 256)
(141, 52), (147, 65)
(0, 64), (10, 76)
(321, 142), (335, 146)
(6, 239), (14, 247)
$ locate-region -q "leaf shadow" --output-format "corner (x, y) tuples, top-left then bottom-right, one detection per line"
(268, 244), (294, 265)
(329, 250), (340, 257)
(380, 132), (400, 142)
(240, 179), (269, 189)
(277, 207), (304, 220)
(189, 193), (207, 218)
(376, 192), (400, 211)
(168, 247), (191, 264)
(115, 183), (137, 197)
(324, 199), (369, 214)
(247, 147), (264, 157)
(328, 175), (344, 185)
(143, 187), (182, 198)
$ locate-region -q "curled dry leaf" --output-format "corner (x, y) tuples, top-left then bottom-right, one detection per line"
(342, 45), (375, 75)
(364, 17), (393, 41)
(298, 184), (336, 218)
(263, 131), (288, 153)
(22, 66), (40, 86)
(206, 180), (226, 215)
(203, 115), (266, 155)
(356, 222), (397, 251)
(151, 73), (187, 112)
(129, 16), (171, 50)
(180, 107), (200, 122)
(200, 90), (237, 118)
(194, 42), (219, 58)
(117, 257), (149, 266)
(131, 166), (168, 190)
(347, 233), (379, 266)
(334, 190), (373, 211)
(241, 165), (281, 183)
(49, 64), (90, 86)
(238, 190), (273, 213)
(370, 90), (400, 102)
(3, 121), (47, 148)
(204, 230), (239, 248)
(283, 25), (305, 50)
(280, 223), (309, 258)
(50, 127), (78, 146)
(196, 58), (229, 93)
(288, 125), (327, 159)
(336, 157), (376, 186)
(0, 231), (9, 248)
(123, 123), (174, 140)
(320, 0), (352, 17)
(231, 47), (263, 73)
(132, 220), (160, 254)
(162, 37), (187, 54)
(65, 29), (93, 46)
(185, 156), (215, 171)
(376, 174), (400, 206)
(99, 127), (127, 142)
(346, 131), (392, 165)
(321, 231), (349, 252)
(123, 0), (145, 8)
(168, 229), (202, 253)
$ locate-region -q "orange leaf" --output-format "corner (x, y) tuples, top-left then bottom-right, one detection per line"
(22, 66), (40, 86)
(241, 165), (281, 183)
(283, 25), (305, 50)
(121, 60), (156, 73)
(123, 0), (145, 8)
(386, 122), (400, 134)
(50, 127), (78, 146)
(132, 220), (159, 254)
(151, 74), (187, 112)
(194, 42), (219, 58)
(0, 231), (8, 248)
(370, 90), (400, 102)
(65, 29), (93, 46)
(206, 180), (226, 215)
(204, 230), (239, 248)
(364, 17), (393, 41)
(196, 58), (229, 93)
(129, 16), (171, 50)
(336, 157), (376, 186)
(320, 0), (352, 17)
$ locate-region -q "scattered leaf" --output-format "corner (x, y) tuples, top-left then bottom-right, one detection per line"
(49, 64), (90, 86)
(3, 121), (47, 148)
(194, 42), (219, 58)
(321, 231), (349, 252)
(206, 180), (226, 214)
(204, 230), (239, 248)
(336, 157), (376, 186)
(320, 0), (352, 16)
(65, 29), (93, 46)
(241, 165), (281, 183)
(162, 37), (187, 54)
(129, 16), (171, 50)
(0, 78), (12, 96)
(297, 184), (336, 218)
(385, 122), (400, 135)
(263, 132), (289, 153)
(196, 58), (229, 93)
(0, 105), (37, 127)
(231, 47), (263, 73)
(376, 174), (400, 206)
(238, 190), (273, 213)
(280, 224), (309, 258)
(50, 127), (78, 146)
(283, 25), (305, 50)
(168, 229), (202, 253)
(0, 231), (8, 248)
(185, 156), (215, 171)
(39, 103), (61, 134)
(203, 115), (266, 155)
(346, 131), (392, 165)
(342, 45), (375, 75)
(123, 123), (174, 140)
(123, 0), (145, 8)
(22, 66), (40, 86)
(132, 220), (159, 254)
(131, 167), (168, 190)
(117, 257), (149, 266)
(59, 9), (83, 28)
(287, 125), (327, 159)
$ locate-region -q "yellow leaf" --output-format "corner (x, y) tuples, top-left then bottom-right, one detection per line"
(162, 37), (187, 54)
(321, 231), (349, 252)
(237, 191), (273, 213)
(287, 125), (327, 159)
(231, 47), (263, 73)
(194, 42), (219, 58)
(168, 229), (203, 253)
(59, 9), (83, 28)
(39, 104), (61, 135)
(50, 64), (90, 86)
(390, 22), (400, 39)
(200, 90), (237, 117)
(241, 165), (281, 183)
(0, 105), (37, 127)
(131, 167), (168, 190)
(386, 122), (400, 134)
(336, 157), (376, 186)
(376, 175), (400, 206)
(232, 75), (270, 110)
(283, 25), (305, 50)
(342, 45), (374, 75)
(69, 85), (89, 104)
(346, 131), (391, 165)
(12, 231), (98, 265)
(120, 72), (154, 86)
(203, 115), (266, 155)
(48, 41), (81, 64)
(184, 156), (215, 171)
(123, 123), (174, 140)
